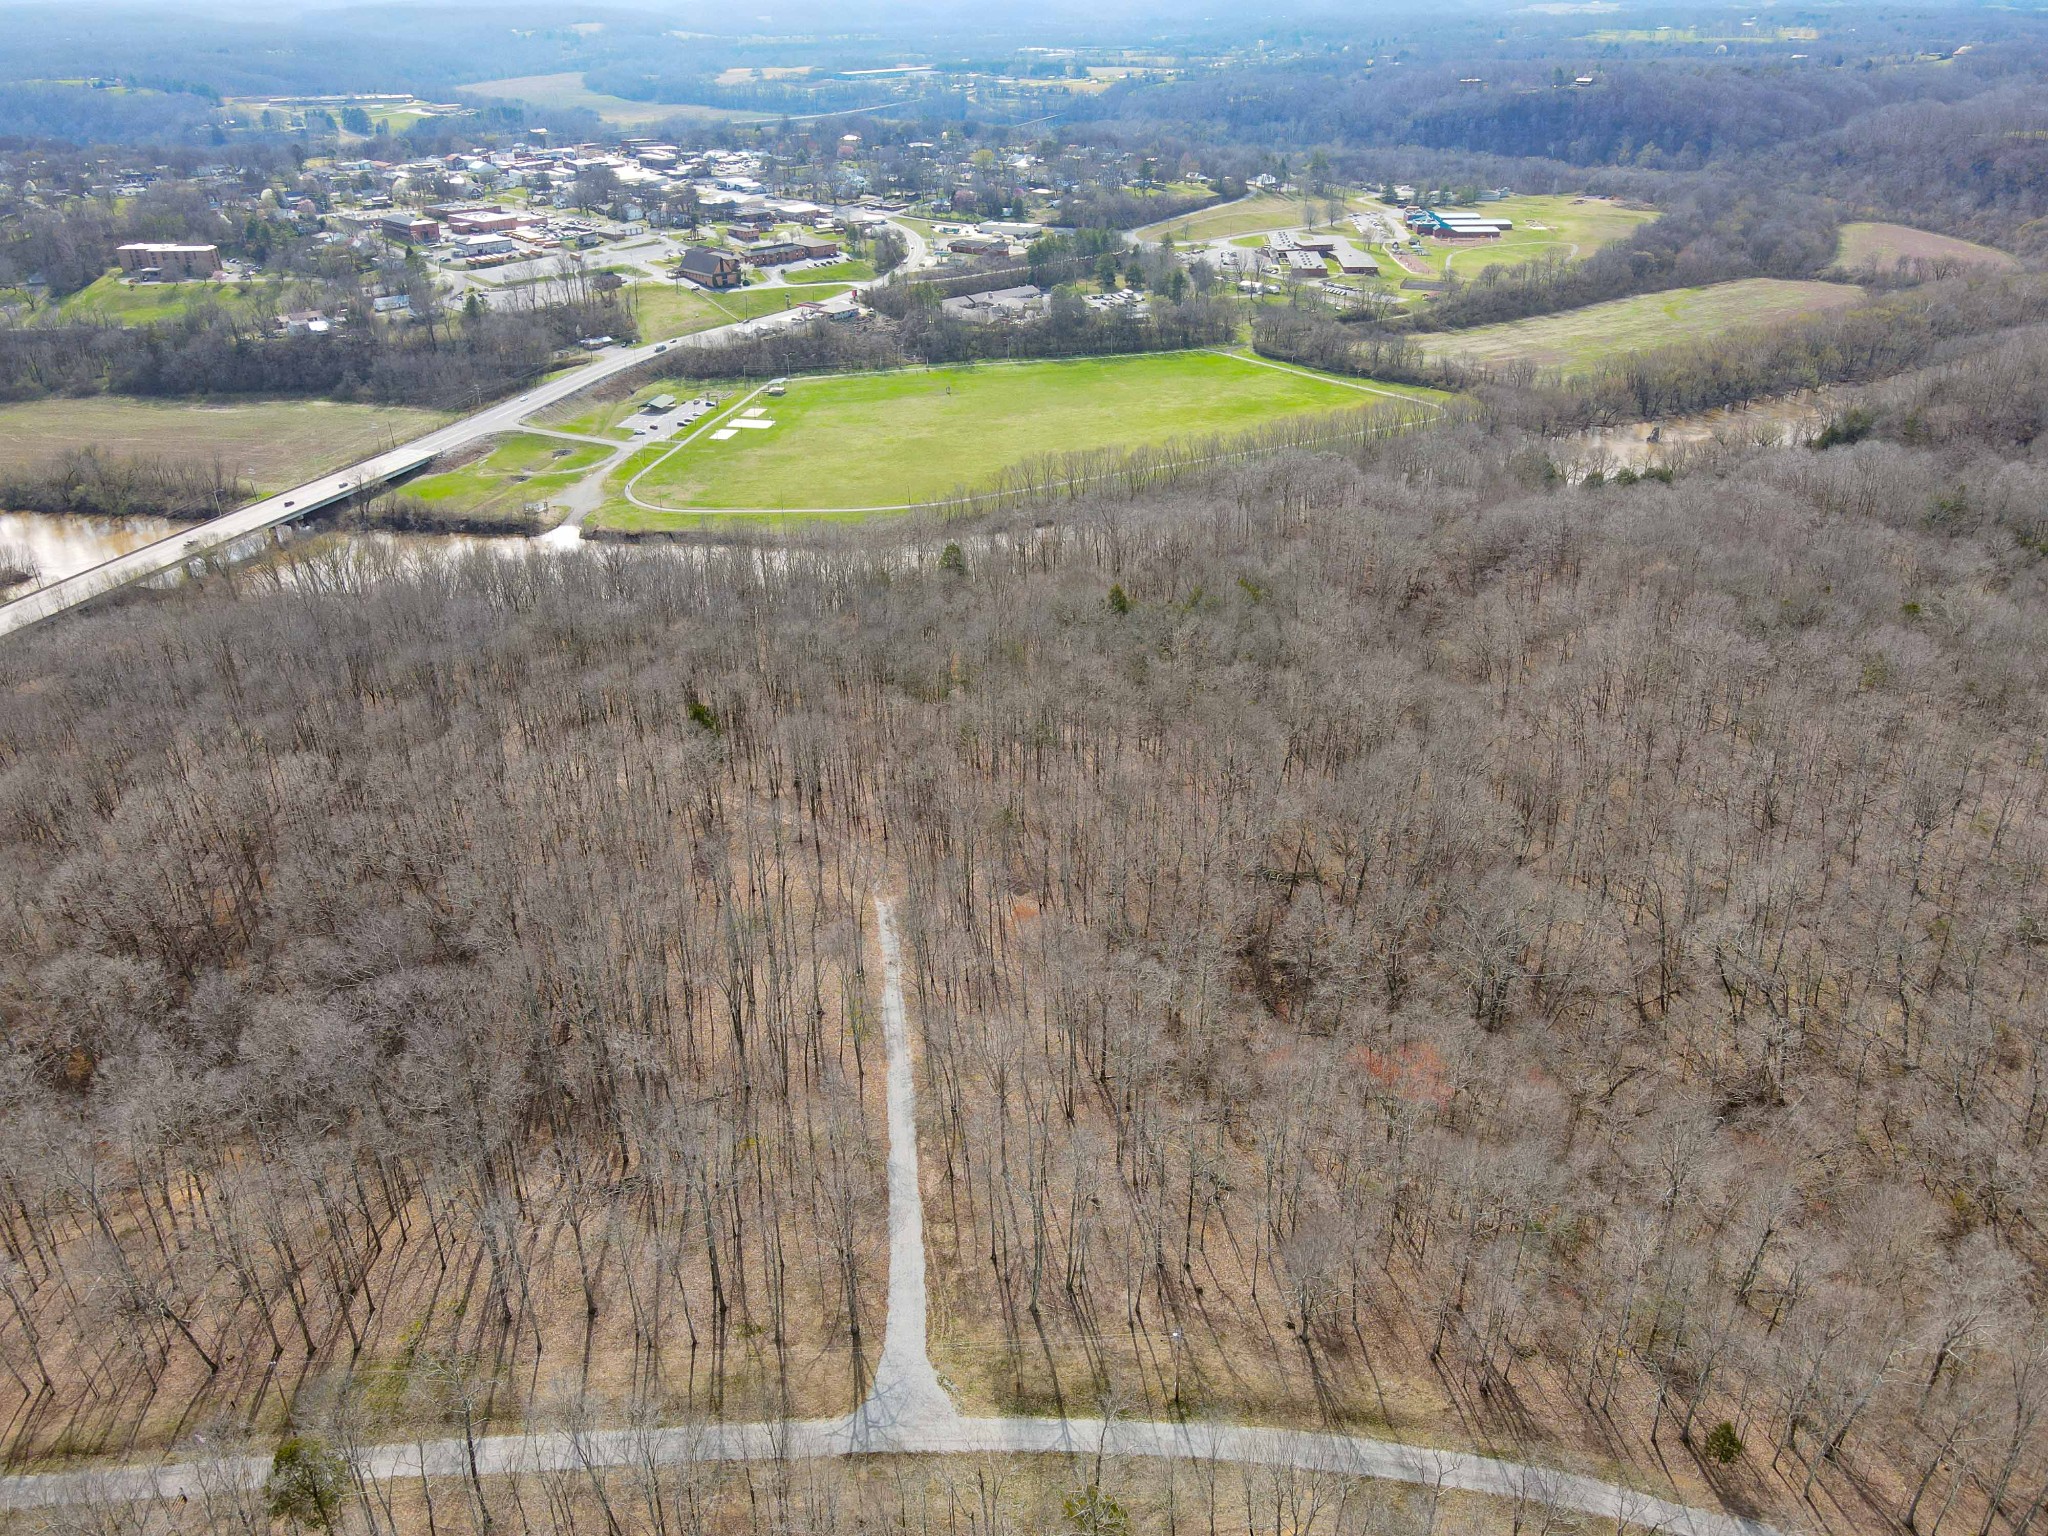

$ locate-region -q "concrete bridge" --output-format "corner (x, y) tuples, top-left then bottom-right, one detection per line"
(0, 322), (759, 641)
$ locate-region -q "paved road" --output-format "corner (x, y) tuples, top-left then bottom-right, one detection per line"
(0, 324), (756, 640)
(0, 894), (1791, 1534)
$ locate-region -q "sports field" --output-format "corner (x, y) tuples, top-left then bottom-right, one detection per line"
(605, 351), (1440, 524)
(0, 398), (451, 488)
(1424, 278), (1864, 373)
(1833, 222), (2017, 273)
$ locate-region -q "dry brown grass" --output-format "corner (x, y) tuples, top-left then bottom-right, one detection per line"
(0, 399), (450, 492)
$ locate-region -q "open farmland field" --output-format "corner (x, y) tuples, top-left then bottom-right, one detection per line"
(602, 351), (1441, 525)
(461, 72), (764, 125)
(1833, 221), (2019, 274)
(1428, 194), (1659, 278)
(1424, 278), (1864, 373)
(0, 397), (451, 488)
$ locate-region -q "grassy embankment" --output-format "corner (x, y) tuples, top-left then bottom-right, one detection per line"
(51, 270), (284, 325)
(1423, 277), (1864, 373)
(395, 433), (612, 531)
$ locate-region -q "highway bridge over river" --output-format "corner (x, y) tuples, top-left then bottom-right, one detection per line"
(0, 326), (750, 641)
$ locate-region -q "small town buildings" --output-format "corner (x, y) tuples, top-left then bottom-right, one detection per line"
(116, 243), (220, 279)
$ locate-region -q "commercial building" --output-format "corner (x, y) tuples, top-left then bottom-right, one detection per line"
(741, 239), (840, 267)
(441, 208), (524, 236)
(115, 243), (220, 280)
(1406, 208), (1514, 237)
(378, 214), (440, 243)
(939, 285), (1048, 324)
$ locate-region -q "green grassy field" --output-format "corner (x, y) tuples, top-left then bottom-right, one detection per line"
(784, 259), (875, 286)
(1424, 195), (1658, 280)
(603, 351), (1440, 526)
(401, 434), (608, 528)
(0, 397), (452, 488)
(53, 270), (282, 325)
(461, 73), (763, 126)
(1139, 191), (1317, 243)
(1423, 278), (1864, 373)
(629, 283), (732, 340)
(540, 379), (738, 441)
(1832, 222), (2018, 273)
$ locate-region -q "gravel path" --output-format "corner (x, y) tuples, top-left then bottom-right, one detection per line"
(0, 895), (1789, 1535)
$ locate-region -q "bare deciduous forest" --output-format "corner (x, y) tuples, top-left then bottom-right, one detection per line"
(0, 318), (2044, 1534)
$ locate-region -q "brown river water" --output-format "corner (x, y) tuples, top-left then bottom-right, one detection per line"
(0, 393), (1839, 603)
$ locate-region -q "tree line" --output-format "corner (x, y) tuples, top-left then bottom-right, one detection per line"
(0, 291), (634, 408)
(640, 292), (1234, 383)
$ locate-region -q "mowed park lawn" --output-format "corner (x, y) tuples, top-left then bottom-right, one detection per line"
(606, 351), (1442, 524)
(1424, 278), (1865, 374)
(0, 397), (452, 488)
(1833, 221), (2018, 273)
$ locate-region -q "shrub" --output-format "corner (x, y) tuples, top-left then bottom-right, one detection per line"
(1704, 1420), (1744, 1465)
(265, 1434), (347, 1528)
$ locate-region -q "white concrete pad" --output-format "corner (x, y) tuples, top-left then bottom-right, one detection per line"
(742, 407), (767, 418)
(710, 428), (738, 441)
(730, 417), (774, 429)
